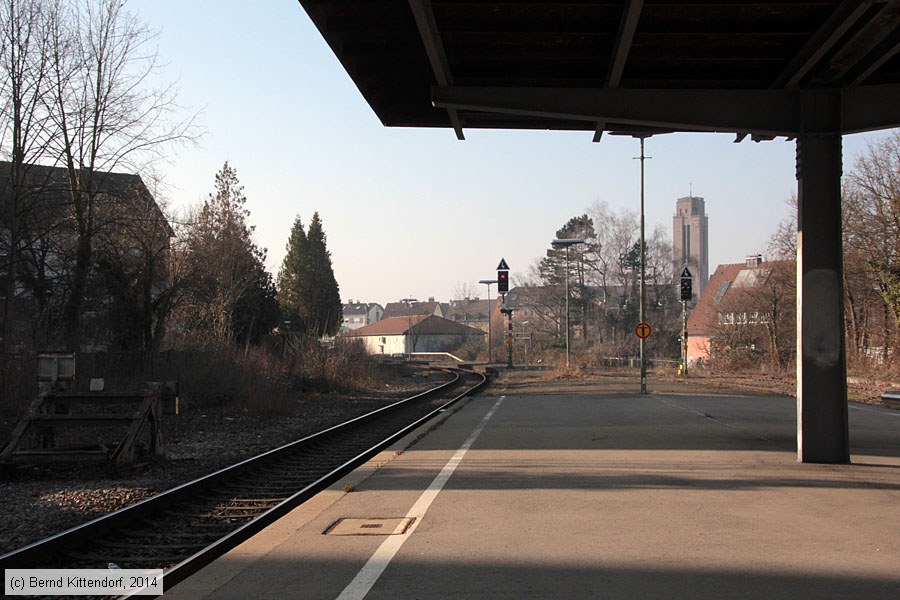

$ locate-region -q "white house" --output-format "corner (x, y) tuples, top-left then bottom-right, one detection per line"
(340, 301), (384, 333)
(348, 314), (484, 355)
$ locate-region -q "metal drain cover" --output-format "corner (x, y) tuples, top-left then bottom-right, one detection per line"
(324, 518), (415, 536)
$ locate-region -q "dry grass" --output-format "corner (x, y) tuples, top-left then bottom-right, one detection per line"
(0, 338), (380, 419)
(491, 353), (896, 406)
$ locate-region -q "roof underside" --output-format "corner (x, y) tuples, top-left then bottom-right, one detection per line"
(298, 0), (900, 139)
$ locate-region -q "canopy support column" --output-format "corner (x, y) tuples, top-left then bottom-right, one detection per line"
(795, 127), (849, 463)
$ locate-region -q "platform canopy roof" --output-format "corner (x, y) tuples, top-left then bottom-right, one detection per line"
(298, 0), (900, 141)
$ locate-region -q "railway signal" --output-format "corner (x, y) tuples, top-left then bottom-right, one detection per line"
(679, 267), (693, 377)
(497, 258), (510, 293)
(680, 277), (693, 301)
(497, 270), (509, 293)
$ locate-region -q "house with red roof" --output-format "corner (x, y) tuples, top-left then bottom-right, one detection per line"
(686, 255), (794, 364)
(347, 314), (484, 355)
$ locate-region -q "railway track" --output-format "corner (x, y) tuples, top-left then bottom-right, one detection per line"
(0, 367), (488, 596)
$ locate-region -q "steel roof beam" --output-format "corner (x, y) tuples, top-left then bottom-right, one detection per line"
(432, 84), (900, 137)
(827, 2), (900, 84)
(771, 0), (875, 89)
(594, 0), (644, 142)
(853, 36), (900, 84)
(408, 0), (465, 140)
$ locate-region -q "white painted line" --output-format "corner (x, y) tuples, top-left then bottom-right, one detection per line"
(335, 395), (506, 600)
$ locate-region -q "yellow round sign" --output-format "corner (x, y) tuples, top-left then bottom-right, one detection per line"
(635, 322), (652, 339)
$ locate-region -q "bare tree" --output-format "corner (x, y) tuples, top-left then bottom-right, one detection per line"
(91, 176), (175, 351)
(710, 261), (795, 370)
(767, 194), (797, 260)
(842, 132), (900, 368)
(44, 0), (197, 348)
(451, 279), (477, 326)
(0, 0), (57, 352)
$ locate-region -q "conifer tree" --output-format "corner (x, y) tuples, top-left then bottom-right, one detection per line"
(276, 216), (308, 332)
(306, 213), (342, 336)
(182, 162), (279, 342)
(277, 212), (342, 336)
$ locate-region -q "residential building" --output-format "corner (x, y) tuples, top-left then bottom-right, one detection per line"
(340, 300), (383, 333)
(348, 314), (484, 355)
(446, 298), (494, 333)
(673, 195), (709, 298)
(1, 162), (173, 351)
(686, 255), (791, 364)
(382, 298), (446, 319)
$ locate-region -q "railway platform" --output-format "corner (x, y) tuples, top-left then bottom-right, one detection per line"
(163, 390), (900, 599)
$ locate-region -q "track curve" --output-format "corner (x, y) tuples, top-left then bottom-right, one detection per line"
(0, 367), (488, 595)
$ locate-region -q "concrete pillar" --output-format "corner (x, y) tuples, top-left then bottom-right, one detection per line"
(795, 133), (849, 463)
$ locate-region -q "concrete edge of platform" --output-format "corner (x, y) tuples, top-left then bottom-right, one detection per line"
(165, 395), (479, 598)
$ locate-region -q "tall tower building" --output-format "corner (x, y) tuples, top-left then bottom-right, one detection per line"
(673, 195), (709, 297)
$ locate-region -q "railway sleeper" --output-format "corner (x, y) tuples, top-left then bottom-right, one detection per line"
(164, 509), (255, 521)
(211, 508), (270, 517)
(66, 550), (192, 565)
(96, 540), (210, 550)
(115, 530), (221, 541)
(197, 495), (285, 506)
(218, 480), (318, 492)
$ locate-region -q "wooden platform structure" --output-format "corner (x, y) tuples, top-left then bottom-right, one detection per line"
(0, 390), (165, 467)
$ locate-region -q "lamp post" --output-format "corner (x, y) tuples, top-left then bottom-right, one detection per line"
(478, 279), (498, 364)
(551, 238), (584, 368)
(634, 135), (652, 394)
(401, 297), (417, 357)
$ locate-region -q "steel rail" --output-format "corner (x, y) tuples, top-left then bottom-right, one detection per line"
(0, 368), (488, 596)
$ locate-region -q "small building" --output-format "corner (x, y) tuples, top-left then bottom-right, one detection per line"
(340, 300), (383, 333)
(446, 298), (495, 333)
(348, 314), (484, 355)
(382, 298), (446, 319)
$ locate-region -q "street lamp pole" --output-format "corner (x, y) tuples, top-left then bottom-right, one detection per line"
(552, 238), (584, 369)
(401, 297), (417, 357)
(635, 136), (651, 394)
(478, 279), (498, 364)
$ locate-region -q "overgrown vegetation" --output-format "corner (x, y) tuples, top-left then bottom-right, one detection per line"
(705, 131), (900, 377)
(470, 133), (900, 382)
(0, 1), (357, 420)
(0, 338), (379, 419)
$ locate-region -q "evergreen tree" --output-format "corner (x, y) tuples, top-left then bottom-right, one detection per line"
(306, 213), (342, 336)
(276, 216), (308, 332)
(182, 162), (279, 342)
(277, 212), (342, 337)
(539, 215), (600, 338)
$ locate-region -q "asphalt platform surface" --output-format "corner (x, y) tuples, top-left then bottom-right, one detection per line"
(163, 386), (900, 599)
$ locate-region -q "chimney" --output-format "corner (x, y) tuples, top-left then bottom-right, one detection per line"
(745, 254), (763, 268)
(428, 296), (435, 302)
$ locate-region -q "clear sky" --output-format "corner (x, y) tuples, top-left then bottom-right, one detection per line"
(131, 1), (894, 308)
